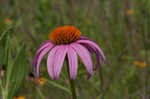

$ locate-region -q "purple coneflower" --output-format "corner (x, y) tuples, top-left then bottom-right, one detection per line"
(32, 26), (107, 80)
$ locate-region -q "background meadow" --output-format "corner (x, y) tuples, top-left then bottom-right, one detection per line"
(0, 0), (150, 99)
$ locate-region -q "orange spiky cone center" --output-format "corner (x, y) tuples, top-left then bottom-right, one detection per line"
(50, 26), (81, 45)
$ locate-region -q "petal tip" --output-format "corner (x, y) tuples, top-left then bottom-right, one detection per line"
(51, 77), (57, 80)
(104, 60), (109, 64)
(86, 73), (92, 80)
(70, 76), (76, 80)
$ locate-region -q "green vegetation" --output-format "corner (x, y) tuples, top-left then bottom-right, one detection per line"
(0, 0), (150, 98)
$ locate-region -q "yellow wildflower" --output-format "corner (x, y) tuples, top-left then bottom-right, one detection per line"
(133, 61), (147, 68)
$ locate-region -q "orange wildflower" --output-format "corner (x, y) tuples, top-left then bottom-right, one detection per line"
(127, 9), (134, 15)
(36, 77), (46, 86)
(4, 18), (12, 24)
(13, 96), (25, 99)
(133, 61), (147, 68)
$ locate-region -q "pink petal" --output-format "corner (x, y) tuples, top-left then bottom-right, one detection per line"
(47, 46), (58, 80)
(36, 44), (54, 77)
(35, 41), (52, 58)
(67, 46), (78, 80)
(32, 41), (53, 72)
(79, 44), (101, 70)
(71, 43), (93, 75)
(47, 45), (68, 80)
(76, 39), (107, 64)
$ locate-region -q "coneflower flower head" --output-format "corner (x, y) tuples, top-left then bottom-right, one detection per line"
(32, 26), (107, 80)
(50, 26), (81, 44)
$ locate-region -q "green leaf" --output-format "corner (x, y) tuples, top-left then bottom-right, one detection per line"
(6, 45), (27, 99)
(46, 79), (71, 95)
(0, 27), (10, 67)
(0, 28), (10, 99)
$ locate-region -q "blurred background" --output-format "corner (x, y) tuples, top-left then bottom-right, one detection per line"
(0, 0), (150, 99)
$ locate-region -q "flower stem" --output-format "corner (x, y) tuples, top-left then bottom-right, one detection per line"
(35, 87), (46, 99)
(66, 57), (77, 99)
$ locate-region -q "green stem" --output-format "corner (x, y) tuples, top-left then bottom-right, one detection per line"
(0, 78), (7, 99)
(46, 79), (71, 95)
(0, 79), (4, 99)
(35, 87), (46, 99)
(3, 91), (8, 99)
(66, 57), (77, 99)
(99, 67), (105, 99)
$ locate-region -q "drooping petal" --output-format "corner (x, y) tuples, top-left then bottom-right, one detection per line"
(76, 39), (107, 64)
(36, 44), (54, 77)
(32, 40), (53, 72)
(94, 50), (101, 69)
(34, 41), (52, 59)
(47, 46), (58, 80)
(67, 46), (78, 80)
(80, 44), (101, 70)
(53, 46), (68, 79)
(91, 49), (101, 70)
(39, 40), (52, 50)
(71, 43), (93, 76)
(47, 45), (68, 80)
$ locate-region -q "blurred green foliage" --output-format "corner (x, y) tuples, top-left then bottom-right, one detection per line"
(0, 0), (150, 99)
(0, 27), (27, 99)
